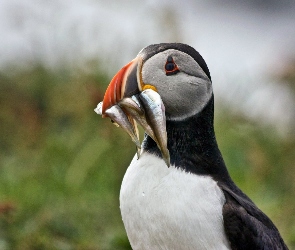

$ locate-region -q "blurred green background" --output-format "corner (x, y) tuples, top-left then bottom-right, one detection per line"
(0, 1), (295, 249)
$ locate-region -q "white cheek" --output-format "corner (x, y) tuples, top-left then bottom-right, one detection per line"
(163, 78), (213, 121)
(141, 50), (213, 121)
(142, 69), (213, 120)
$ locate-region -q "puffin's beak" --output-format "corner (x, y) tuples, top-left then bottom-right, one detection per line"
(95, 57), (170, 167)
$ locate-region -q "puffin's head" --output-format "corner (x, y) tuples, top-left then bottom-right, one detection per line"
(95, 43), (212, 166)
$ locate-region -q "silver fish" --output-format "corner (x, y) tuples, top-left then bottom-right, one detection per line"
(95, 91), (170, 166)
(119, 97), (157, 144)
(139, 89), (170, 167)
(94, 102), (103, 115)
(104, 105), (141, 149)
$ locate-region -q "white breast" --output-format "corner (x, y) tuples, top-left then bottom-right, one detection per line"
(120, 152), (231, 250)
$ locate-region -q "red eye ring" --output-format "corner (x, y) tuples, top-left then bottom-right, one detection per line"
(165, 56), (179, 75)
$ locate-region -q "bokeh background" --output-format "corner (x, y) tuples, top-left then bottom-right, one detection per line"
(0, 0), (295, 249)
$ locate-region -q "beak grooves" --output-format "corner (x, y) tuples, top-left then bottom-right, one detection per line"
(102, 60), (134, 116)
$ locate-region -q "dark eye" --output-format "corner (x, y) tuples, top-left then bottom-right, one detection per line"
(165, 56), (179, 76)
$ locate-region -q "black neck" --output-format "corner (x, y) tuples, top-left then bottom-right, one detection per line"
(142, 96), (231, 182)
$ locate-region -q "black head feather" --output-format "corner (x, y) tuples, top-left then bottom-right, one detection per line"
(139, 43), (211, 81)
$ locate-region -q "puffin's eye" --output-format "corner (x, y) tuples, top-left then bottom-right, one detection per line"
(165, 56), (179, 76)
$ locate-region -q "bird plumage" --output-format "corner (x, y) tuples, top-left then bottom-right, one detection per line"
(120, 153), (230, 250)
(97, 43), (288, 249)
(136, 94), (287, 249)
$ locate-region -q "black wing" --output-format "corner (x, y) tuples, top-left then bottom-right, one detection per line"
(220, 183), (288, 250)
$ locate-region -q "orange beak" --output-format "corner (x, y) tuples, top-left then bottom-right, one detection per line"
(102, 57), (142, 116)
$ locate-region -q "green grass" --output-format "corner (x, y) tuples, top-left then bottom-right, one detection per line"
(0, 65), (294, 249)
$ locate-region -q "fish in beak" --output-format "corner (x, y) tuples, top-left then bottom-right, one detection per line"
(94, 57), (170, 167)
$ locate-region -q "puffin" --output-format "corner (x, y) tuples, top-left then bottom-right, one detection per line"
(95, 43), (288, 250)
